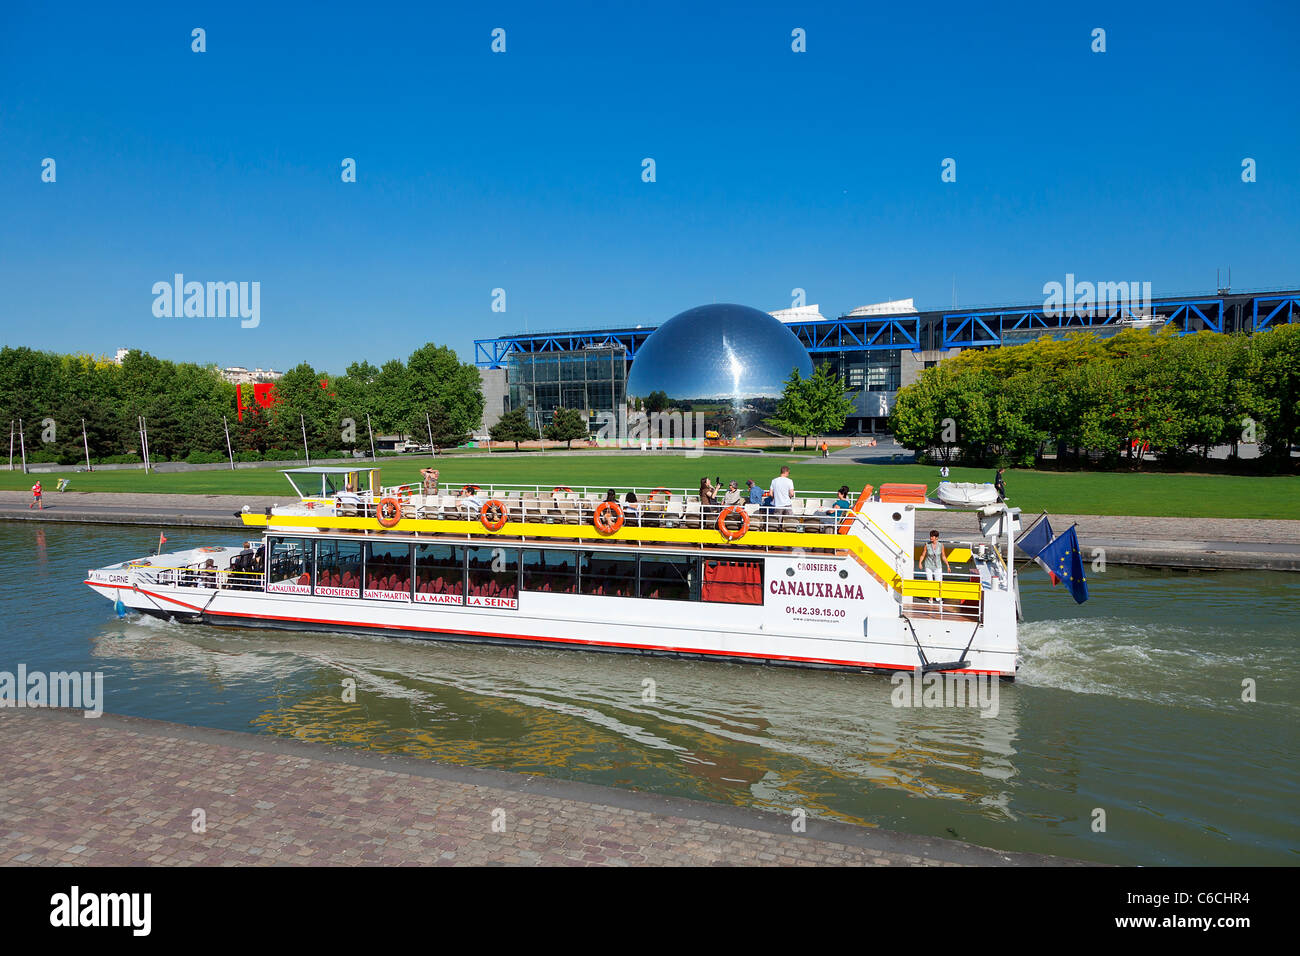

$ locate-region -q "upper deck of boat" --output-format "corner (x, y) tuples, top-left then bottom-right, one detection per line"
(237, 474), (998, 587)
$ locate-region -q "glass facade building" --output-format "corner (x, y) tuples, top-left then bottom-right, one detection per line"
(507, 346), (627, 429)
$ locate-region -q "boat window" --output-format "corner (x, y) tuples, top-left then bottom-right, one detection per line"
(267, 537), (312, 594)
(316, 539), (363, 597)
(467, 546), (519, 606)
(579, 550), (638, 598)
(415, 543), (465, 605)
(701, 558), (763, 605)
(365, 541), (412, 601)
(639, 554), (696, 601)
(521, 548), (576, 594)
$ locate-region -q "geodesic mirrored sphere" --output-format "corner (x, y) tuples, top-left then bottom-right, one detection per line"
(626, 304), (813, 439)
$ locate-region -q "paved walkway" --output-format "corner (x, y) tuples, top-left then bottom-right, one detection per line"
(0, 709), (1077, 867)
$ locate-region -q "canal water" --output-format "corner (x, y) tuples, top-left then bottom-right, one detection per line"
(3, 522), (1296, 865)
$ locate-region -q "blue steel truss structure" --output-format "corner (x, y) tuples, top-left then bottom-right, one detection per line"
(475, 290), (1299, 367)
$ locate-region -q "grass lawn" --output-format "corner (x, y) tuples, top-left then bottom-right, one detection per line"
(4, 455), (1297, 519)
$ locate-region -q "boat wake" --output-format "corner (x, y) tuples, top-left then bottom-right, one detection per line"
(1018, 617), (1294, 714)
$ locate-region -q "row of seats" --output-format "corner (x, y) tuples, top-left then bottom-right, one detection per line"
(402, 493), (848, 532)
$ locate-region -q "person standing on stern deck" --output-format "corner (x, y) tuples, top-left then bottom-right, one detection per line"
(919, 529), (952, 604)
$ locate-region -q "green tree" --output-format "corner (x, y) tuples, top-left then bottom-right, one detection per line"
(489, 407), (539, 449)
(426, 399), (470, 452)
(644, 390), (669, 413)
(1240, 323), (1300, 465)
(404, 343), (485, 440)
(544, 407), (589, 449)
(805, 362), (856, 439)
(766, 367), (817, 449)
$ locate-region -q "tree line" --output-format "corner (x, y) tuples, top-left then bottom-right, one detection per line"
(0, 343), (485, 465)
(888, 325), (1300, 469)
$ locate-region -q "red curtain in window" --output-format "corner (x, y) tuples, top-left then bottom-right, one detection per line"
(702, 560), (762, 605)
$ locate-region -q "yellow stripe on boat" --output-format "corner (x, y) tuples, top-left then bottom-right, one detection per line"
(240, 512), (984, 601)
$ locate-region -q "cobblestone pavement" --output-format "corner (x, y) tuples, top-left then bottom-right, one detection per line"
(0, 710), (1078, 867)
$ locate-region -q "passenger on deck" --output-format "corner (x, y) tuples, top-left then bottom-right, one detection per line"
(699, 477), (716, 506)
(605, 488), (618, 503)
(623, 491), (639, 525)
(746, 479), (763, 505)
(919, 530), (952, 604)
(421, 468), (439, 497)
(458, 485), (483, 514)
(200, 558), (217, 589)
(770, 466), (795, 515)
(722, 480), (742, 506)
(817, 486), (854, 526)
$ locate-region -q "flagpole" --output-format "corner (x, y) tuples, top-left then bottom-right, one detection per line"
(81, 418), (93, 472)
(1014, 510), (1049, 544)
(223, 416), (235, 471)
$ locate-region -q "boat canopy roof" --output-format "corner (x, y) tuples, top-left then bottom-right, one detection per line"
(282, 466), (379, 498)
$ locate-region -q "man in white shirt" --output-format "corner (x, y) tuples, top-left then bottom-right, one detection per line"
(770, 466), (796, 515)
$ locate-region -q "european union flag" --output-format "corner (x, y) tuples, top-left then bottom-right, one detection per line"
(1037, 526), (1089, 603)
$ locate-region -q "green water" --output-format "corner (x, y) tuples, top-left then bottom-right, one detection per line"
(3, 522), (1296, 865)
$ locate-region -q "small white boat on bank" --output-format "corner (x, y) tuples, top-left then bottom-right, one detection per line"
(936, 482), (1001, 508)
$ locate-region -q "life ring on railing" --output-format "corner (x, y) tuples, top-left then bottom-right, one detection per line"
(377, 497), (402, 528)
(646, 486), (672, 502)
(197, 546), (224, 553)
(717, 505), (749, 540)
(593, 500), (624, 535)
(479, 498), (507, 532)
(552, 486), (572, 495)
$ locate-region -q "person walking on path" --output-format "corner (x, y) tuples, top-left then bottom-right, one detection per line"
(994, 468), (1007, 501)
(820, 440), (829, 459)
(919, 530), (952, 604)
(29, 481), (43, 510)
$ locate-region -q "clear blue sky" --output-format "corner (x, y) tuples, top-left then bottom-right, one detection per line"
(2, 0), (1297, 373)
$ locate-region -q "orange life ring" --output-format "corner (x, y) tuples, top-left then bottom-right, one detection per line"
(377, 497), (402, 528)
(552, 486), (572, 494)
(479, 498), (507, 532)
(646, 486), (672, 502)
(461, 484), (480, 495)
(593, 500), (624, 535)
(717, 505), (749, 540)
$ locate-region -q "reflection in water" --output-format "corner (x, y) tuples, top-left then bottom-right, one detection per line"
(91, 617), (1021, 828)
(14, 522), (1300, 865)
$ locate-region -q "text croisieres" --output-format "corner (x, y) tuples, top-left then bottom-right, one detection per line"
(769, 580), (864, 600)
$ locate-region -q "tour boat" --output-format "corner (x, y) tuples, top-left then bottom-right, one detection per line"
(85, 467), (1027, 678)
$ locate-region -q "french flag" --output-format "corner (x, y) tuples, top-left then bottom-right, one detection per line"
(1017, 517), (1058, 585)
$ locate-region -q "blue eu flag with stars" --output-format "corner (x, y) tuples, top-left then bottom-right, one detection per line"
(1037, 526), (1089, 603)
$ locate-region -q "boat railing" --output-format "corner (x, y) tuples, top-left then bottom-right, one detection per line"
(293, 485), (862, 536)
(131, 565), (266, 592)
(322, 491), (875, 538)
(378, 482), (851, 502)
(902, 567), (983, 623)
